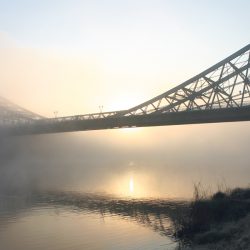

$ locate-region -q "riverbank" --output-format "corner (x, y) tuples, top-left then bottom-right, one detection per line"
(175, 187), (250, 249)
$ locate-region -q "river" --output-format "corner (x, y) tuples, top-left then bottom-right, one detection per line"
(1, 123), (250, 249)
(0, 192), (188, 250)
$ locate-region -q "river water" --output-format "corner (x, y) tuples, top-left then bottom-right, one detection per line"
(1, 123), (250, 249)
(0, 192), (188, 250)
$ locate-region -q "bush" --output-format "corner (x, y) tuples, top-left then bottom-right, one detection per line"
(229, 188), (250, 200)
(175, 185), (250, 245)
(212, 191), (227, 200)
(195, 230), (230, 244)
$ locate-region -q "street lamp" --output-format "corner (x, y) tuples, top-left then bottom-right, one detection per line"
(99, 105), (103, 113)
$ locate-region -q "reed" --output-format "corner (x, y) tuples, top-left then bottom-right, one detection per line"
(175, 185), (250, 247)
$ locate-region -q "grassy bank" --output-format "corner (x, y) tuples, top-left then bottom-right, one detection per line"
(175, 186), (250, 249)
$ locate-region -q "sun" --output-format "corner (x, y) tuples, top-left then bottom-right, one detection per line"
(107, 93), (141, 111)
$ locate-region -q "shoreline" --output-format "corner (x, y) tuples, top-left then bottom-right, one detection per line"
(175, 187), (250, 249)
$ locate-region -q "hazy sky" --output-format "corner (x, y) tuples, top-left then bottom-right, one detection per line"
(1, 1), (250, 198)
(0, 0), (250, 116)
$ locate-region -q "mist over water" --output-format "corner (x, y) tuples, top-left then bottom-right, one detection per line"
(1, 123), (250, 250)
(1, 121), (250, 198)
(1, 102), (250, 250)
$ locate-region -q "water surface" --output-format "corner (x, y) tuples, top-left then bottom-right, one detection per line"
(0, 192), (187, 250)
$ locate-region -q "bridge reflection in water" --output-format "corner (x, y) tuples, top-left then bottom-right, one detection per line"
(0, 191), (189, 239)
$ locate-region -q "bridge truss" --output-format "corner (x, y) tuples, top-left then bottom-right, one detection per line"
(1, 44), (250, 135)
(0, 97), (43, 126)
(117, 44), (250, 116)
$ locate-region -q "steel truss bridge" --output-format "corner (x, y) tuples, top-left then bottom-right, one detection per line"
(1, 44), (250, 135)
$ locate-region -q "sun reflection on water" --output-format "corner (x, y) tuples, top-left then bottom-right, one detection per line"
(129, 175), (134, 194)
(107, 170), (160, 199)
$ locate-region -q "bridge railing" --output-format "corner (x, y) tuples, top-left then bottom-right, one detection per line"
(1, 109), (127, 128)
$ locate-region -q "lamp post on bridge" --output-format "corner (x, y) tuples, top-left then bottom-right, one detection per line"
(99, 105), (103, 113)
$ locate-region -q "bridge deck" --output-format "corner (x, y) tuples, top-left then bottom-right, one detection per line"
(6, 105), (250, 135)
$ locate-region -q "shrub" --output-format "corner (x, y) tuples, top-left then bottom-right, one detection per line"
(212, 191), (227, 200)
(175, 185), (250, 245)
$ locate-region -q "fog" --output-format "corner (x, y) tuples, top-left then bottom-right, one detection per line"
(1, 29), (250, 198)
(1, 121), (250, 198)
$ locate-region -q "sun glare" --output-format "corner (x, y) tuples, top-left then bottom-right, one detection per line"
(107, 93), (141, 111)
(110, 171), (158, 198)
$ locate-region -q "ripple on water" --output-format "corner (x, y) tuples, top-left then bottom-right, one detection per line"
(0, 192), (186, 250)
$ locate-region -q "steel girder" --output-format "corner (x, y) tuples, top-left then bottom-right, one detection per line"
(115, 44), (250, 117)
(36, 44), (250, 126)
(0, 96), (43, 126)
(2, 44), (250, 135)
